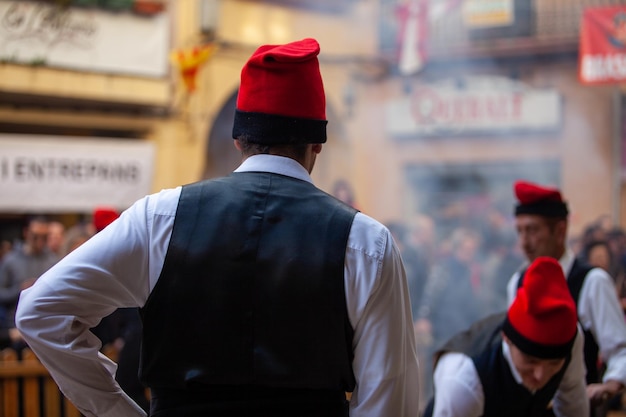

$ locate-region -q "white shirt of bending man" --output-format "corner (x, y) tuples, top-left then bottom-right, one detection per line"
(432, 326), (588, 417)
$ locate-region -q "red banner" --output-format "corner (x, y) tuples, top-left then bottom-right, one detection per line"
(579, 6), (626, 85)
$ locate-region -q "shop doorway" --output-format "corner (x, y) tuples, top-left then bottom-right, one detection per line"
(203, 91), (240, 180)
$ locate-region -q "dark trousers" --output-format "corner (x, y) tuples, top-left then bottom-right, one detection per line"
(149, 386), (349, 417)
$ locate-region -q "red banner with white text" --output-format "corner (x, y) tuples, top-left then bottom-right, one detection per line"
(579, 5), (626, 85)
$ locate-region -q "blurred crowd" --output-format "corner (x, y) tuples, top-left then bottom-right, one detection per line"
(0, 216), (94, 351)
(0, 209), (150, 413)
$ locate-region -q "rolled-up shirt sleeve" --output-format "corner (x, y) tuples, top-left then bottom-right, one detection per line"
(432, 352), (484, 417)
(345, 213), (420, 417)
(578, 268), (626, 386)
(15, 188), (180, 417)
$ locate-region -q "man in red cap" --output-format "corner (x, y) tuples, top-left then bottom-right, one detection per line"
(424, 256), (588, 417)
(15, 38), (419, 417)
(507, 180), (626, 411)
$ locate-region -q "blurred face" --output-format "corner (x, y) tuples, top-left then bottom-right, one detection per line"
(47, 222), (65, 253)
(515, 214), (566, 262)
(26, 220), (49, 255)
(588, 244), (611, 271)
(456, 236), (479, 263)
(506, 337), (566, 392)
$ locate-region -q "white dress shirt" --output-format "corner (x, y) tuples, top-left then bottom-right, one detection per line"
(506, 249), (626, 385)
(432, 328), (589, 417)
(16, 155), (420, 417)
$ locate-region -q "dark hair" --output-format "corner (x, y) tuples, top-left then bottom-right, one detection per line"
(580, 239), (612, 265)
(545, 216), (567, 232)
(607, 227), (626, 240)
(25, 215), (50, 227)
(331, 179), (356, 206)
(235, 136), (308, 160)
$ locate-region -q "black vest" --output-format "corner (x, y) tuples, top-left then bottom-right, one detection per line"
(517, 259), (598, 383)
(139, 172), (358, 416)
(423, 313), (569, 417)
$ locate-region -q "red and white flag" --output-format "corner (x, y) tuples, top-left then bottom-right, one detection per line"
(397, 0), (428, 75)
(396, 0), (463, 76)
(579, 5), (626, 85)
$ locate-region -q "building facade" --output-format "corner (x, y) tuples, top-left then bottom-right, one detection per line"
(0, 0), (623, 242)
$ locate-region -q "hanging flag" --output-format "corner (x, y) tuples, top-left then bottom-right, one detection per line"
(397, 0), (427, 75)
(170, 44), (217, 93)
(395, 0), (463, 76)
(579, 5), (626, 85)
(397, 0), (428, 75)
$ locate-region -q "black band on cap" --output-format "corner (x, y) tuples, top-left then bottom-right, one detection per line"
(232, 110), (327, 145)
(515, 201), (569, 218)
(502, 316), (575, 359)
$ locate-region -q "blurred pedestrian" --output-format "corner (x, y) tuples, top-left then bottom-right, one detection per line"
(47, 221), (66, 258)
(331, 178), (360, 210)
(415, 227), (483, 402)
(0, 216), (59, 350)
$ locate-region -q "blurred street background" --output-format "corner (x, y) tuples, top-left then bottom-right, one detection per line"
(2, 0), (626, 414)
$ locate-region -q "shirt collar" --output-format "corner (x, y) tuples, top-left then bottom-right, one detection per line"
(502, 340), (534, 391)
(234, 154), (313, 184)
(502, 341), (522, 383)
